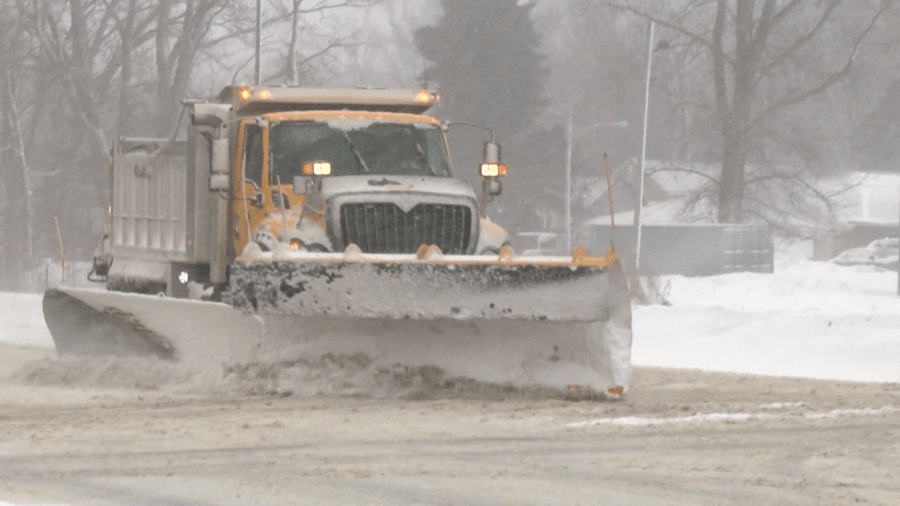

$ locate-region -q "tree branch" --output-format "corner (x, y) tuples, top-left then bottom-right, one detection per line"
(602, 0), (714, 51)
(749, 1), (892, 129)
(758, 0), (844, 76)
(646, 165), (720, 184)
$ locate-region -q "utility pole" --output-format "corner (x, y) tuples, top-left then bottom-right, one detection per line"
(634, 20), (654, 270)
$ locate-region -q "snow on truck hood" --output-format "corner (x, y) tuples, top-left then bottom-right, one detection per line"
(318, 174), (478, 202)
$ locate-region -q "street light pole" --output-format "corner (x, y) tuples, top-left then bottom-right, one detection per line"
(634, 20), (655, 270)
(254, 0), (262, 85)
(565, 110), (573, 253)
(565, 118), (628, 255)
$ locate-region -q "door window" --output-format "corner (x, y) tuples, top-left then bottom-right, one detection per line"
(243, 125), (263, 188)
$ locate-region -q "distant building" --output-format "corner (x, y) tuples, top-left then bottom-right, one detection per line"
(576, 158), (898, 244)
(571, 159), (898, 272)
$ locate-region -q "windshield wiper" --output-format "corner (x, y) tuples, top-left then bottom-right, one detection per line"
(341, 131), (370, 173)
(405, 129), (436, 175)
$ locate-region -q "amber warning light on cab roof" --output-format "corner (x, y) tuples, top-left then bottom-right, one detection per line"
(415, 90), (440, 104)
(237, 87), (273, 101)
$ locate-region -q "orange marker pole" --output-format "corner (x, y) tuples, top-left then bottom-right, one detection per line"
(54, 215), (65, 284)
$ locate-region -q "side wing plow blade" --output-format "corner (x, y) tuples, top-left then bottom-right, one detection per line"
(42, 287), (264, 377)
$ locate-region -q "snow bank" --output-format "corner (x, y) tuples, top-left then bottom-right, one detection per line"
(633, 259), (900, 382)
(0, 293), (53, 348)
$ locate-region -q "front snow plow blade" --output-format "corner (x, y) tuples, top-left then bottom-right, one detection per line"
(231, 246), (633, 392)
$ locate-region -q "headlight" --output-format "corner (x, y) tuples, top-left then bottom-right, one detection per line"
(302, 161), (332, 176)
(480, 163), (507, 178)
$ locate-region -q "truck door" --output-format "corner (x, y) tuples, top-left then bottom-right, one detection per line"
(232, 120), (269, 255)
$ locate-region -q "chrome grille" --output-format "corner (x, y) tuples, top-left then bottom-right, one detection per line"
(339, 203), (472, 254)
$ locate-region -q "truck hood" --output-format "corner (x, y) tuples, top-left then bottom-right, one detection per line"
(318, 174), (478, 203)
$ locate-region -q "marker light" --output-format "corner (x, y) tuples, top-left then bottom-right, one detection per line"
(289, 239), (302, 250)
(415, 90), (434, 103)
(258, 89), (272, 99)
(302, 161), (332, 176)
(238, 87), (251, 101)
(480, 163), (507, 177)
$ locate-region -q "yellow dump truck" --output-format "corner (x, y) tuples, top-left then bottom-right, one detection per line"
(43, 86), (632, 393)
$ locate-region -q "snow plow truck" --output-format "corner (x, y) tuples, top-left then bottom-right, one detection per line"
(42, 86), (633, 393)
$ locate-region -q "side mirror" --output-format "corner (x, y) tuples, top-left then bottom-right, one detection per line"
(192, 103), (230, 127)
(208, 138), (230, 191)
(209, 174), (229, 191)
(479, 142), (504, 205)
(484, 141), (501, 163)
(480, 142), (506, 178)
(484, 178), (502, 197)
(295, 161), (329, 198)
(292, 176), (311, 196)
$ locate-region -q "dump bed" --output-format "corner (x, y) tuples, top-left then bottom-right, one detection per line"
(110, 134), (213, 264)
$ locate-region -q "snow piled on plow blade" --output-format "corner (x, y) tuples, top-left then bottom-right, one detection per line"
(231, 254), (614, 322)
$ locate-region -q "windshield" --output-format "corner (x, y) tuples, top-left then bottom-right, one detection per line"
(270, 121), (452, 182)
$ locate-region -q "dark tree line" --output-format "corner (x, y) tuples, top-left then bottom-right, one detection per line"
(415, 0), (567, 235)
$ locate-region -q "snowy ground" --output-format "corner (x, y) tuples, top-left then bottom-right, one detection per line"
(634, 248), (900, 383)
(0, 293), (52, 348)
(5, 246), (899, 383)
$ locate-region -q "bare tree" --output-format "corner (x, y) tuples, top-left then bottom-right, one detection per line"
(266, 0), (387, 86)
(153, 0), (229, 133)
(0, 14), (36, 289)
(602, 0), (896, 223)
